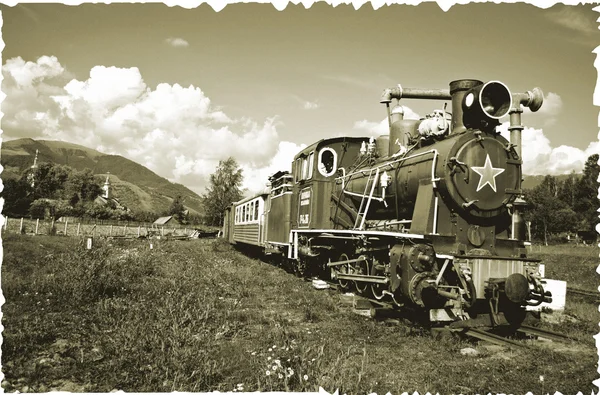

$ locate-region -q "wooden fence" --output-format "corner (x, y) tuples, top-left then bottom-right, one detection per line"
(2, 217), (194, 238)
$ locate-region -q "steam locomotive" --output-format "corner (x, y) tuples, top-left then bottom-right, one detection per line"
(222, 79), (551, 329)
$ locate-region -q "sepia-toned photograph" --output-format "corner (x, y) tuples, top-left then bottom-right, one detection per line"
(0, 1), (598, 394)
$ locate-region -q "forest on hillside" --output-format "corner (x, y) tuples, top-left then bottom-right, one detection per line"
(2, 162), (194, 224)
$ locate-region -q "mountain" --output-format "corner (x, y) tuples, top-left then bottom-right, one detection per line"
(1, 138), (204, 216)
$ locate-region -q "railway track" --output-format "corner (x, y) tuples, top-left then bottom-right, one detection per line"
(455, 328), (528, 348)
(567, 287), (599, 301)
(517, 324), (578, 342)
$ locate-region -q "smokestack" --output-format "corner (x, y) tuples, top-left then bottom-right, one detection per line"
(449, 79), (483, 135)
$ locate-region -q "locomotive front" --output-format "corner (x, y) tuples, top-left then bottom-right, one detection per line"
(330, 79), (550, 327)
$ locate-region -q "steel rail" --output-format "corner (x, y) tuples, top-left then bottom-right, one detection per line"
(456, 328), (528, 348)
(567, 287), (599, 300)
(517, 325), (578, 342)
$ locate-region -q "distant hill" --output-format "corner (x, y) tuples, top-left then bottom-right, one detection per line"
(1, 138), (204, 216)
(522, 174), (580, 190)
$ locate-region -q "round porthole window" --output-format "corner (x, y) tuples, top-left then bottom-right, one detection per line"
(318, 148), (337, 177)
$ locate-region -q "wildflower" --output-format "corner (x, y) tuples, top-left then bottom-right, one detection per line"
(287, 358), (291, 362)
(273, 345), (277, 349)
(278, 373), (283, 379)
(311, 358), (316, 362)
(251, 352), (256, 356)
(266, 370), (271, 376)
(267, 356), (272, 361)
(274, 359), (281, 366)
(268, 348), (272, 352)
(286, 347), (289, 351)
(303, 375), (309, 381)
(272, 365), (277, 371)
(540, 375), (544, 382)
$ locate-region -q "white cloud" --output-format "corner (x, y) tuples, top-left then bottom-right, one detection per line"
(353, 106), (421, 137)
(241, 141), (306, 195)
(546, 6), (598, 36)
(1, 55), (294, 195)
(165, 37), (189, 48)
(303, 101), (319, 110)
(523, 91), (563, 127)
(497, 122), (599, 175)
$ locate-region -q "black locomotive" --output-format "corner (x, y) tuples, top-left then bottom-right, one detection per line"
(222, 79), (551, 329)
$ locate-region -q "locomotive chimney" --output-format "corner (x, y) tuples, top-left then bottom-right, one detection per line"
(449, 79), (483, 135)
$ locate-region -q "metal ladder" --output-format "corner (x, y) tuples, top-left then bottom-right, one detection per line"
(354, 167), (380, 230)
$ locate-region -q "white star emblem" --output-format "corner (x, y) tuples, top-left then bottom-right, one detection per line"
(471, 154), (505, 192)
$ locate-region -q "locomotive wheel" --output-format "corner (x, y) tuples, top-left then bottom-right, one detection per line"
(354, 255), (369, 294)
(370, 258), (387, 300)
(333, 253), (352, 292)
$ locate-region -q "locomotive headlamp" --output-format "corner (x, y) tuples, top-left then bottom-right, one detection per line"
(462, 81), (512, 130)
(464, 92), (475, 108)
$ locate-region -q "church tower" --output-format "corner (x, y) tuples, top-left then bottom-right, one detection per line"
(102, 172), (112, 199)
(27, 149), (39, 188)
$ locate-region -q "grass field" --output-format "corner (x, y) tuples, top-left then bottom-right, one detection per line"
(1, 235), (597, 393)
(528, 244), (599, 292)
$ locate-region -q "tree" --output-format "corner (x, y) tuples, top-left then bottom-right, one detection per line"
(30, 163), (72, 200)
(28, 199), (72, 220)
(168, 195), (188, 224)
(202, 157), (245, 226)
(556, 171), (578, 209)
(574, 154), (599, 232)
(64, 168), (102, 202)
(2, 178), (33, 217)
(524, 175), (580, 245)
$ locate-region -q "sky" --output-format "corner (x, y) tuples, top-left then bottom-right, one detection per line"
(1, 2), (599, 195)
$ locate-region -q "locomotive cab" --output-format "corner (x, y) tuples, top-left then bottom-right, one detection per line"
(290, 137), (371, 230)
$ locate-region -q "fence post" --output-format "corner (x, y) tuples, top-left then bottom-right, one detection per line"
(93, 224), (96, 237)
(124, 224), (127, 236)
(64, 220), (68, 236)
(20, 217), (24, 234)
(161, 226), (164, 237)
(77, 223), (81, 236)
(109, 225), (113, 237)
(35, 219), (40, 235)
(4, 216), (8, 231)
(137, 226), (141, 237)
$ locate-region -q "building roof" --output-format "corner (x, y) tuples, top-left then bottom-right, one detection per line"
(153, 215), (173, 225)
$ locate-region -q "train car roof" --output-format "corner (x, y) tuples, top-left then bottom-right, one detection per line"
(293, 136), (371, 160)
(233, 192), (270, 206)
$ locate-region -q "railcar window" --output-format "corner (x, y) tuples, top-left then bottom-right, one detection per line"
(308, 152), (314, 179)
(302, 157), (309, 180)
(254, 200), (259, 220)
(318, 147), (337, 177)
(294, 158), (301, 183)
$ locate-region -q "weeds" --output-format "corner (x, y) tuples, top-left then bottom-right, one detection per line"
(2, 236), (597, 394)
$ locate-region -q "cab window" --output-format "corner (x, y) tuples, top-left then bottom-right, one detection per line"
(318, 147), (337, 177)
